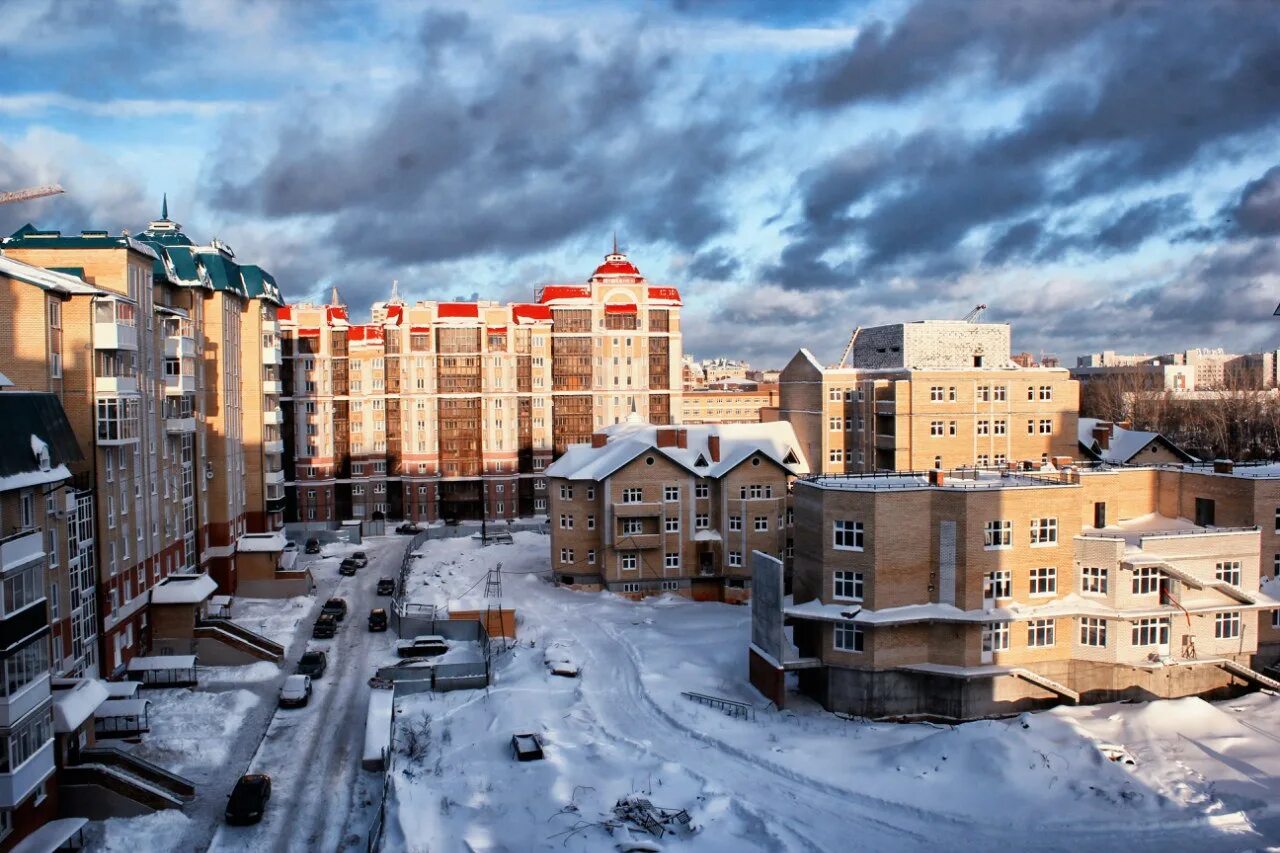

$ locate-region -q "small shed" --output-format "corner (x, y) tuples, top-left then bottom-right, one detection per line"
(7, 818), (88, 853)
(363, 688), (394, 771)
(236, 533), (314, 598)
(208, 595), (233, 620)
(126, 655), (198, 687)
(52, 678), (109, 762)
(94, 698), (152, 738)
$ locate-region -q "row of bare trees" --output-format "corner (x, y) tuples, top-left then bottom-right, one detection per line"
(1080, 374), (1280, 462)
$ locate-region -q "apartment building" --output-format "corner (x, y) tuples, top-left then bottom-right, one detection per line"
(2, 207), (283, 668)
(0, 391), (83, 849)
(1073, 347), (1280, 391)
(779, 321), (1078, 475)
(545, 419), (808, 601)
(280, 248), (682, 523)
(749, 461), (1280, 718)
(681, 384), (779, 425)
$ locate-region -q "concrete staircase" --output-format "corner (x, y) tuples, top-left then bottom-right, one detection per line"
(1011, 668), (1080, 703)
(61, 763), (187, 812)
(77, 747), (195, 800)
(1217, 658), (1280, 691)
(195, 618), (284, 662)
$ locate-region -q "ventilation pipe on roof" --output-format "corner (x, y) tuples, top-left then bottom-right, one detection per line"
(591, 433), (607, 449)
(1214, 459), (1234, 474)
(1092, 423), (1113, 450)
(708, 435), (720, 462)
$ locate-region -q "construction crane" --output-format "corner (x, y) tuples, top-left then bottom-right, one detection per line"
(0, 184), (64, 206)
(961, 303), (987, 323)
(837, 326), (862, 368)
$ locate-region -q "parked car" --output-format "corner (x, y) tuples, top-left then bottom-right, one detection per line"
(395, 522), (423, 535)
(304, 539), (321, 554)
(225, 774), (272, 825)
(297, 650), (328, 678)
(278, 674), (312, 708)
(321, 598), (348, 621)
(376, 577), (396, 596)
(312, 614), (337, 639)
(350, 551), (369, 568)
(368, 608), (388, 632)
(338, 558), (359, 577)
(396, 635), (448, 658)
(283, 540), (298, 553)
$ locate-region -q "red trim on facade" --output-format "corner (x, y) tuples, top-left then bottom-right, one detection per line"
(604, 303), (638, 314)
(512, 303), (552, 322)
(298, 327), (321, 337)
(537, 285), (591, 303)
(647, 286), (682, 303)
(437, 303), (479, 319)
(385, 304), (403, 324)
(410, 325), (431, 333)
(325, 305), (348, 323)
(277, 305), (292, 321)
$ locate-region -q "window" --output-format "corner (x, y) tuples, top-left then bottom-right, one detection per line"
(1080, 617), (1107, 647)
(976, 419), (990, 436)
(727, 551), (742, 567)
(948, 420), (957, 436)
(621, 488), (643, 504)
(978, 385), (991, 402)
(948, 386), (957, 401)
(559, 548), (574, 564)
(585, 486), (594, 499)
(983, 622), (1010, 653)
(664, 485), (679, 502)
(930, 421), (944, 436)
(1132, 566), (1160, 595)
(1027, 419), (1035, 435)
(664, 517), (680, 533)
(1039, 385), (1053, 401)
(1029, 567), (1057, 596)
(1029, 517), (1058, 545)
(695, 513), (709, 530)
(664, 553), (680, 569)
(1027, 619), (1055, 647)
(830, 417), (843, 431)
(930, 386), (944, 401)
(1080, 566), (1108, 595)
(1094, 502), (1107, 529)
(1214, 612), (1241, 640)
(834, 622), (863, 653)
(620, 553), (638, 571)
(1195, 497), (1215, 527)
(833, 520), (864, 551)
(695, 482), (709, 499)
(1132, 618), (1169, 647)
(983, 520), (1012, 549)
(1215, 561), (1242, 586)
(622, 519), (643, 536)
(587, 550), (595, 565)
(1038, 419), (1053, 435)
(829, 389), (842, 402)
(559, 514), (573, 530)
(587, 515), (596, 530)
(993, 386), (1007, 402)
(829, 449), (844, 464)
(753, 516), (768, 532)
(729, 515), (743, 532)
(621, 582), (640, 594)
(559, 484), (573, 500)
(984, 571), (1011, 599)
(834, 571), (863, 601)
(993, 420), (1007, 436)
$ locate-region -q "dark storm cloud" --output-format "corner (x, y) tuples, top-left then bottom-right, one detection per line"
(206, 9), (744, 273)
(687, 248), (740, 280)
(1229, 165), (1280, 236)
(769, 0), (1280, 291)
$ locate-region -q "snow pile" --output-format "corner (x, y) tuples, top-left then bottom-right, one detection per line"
(128, 687), (259, 777)
(90, 810), (191, 853)
(229, 596), (313, 647)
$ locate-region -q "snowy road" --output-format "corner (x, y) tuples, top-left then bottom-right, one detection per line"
(208, 535), (403, 853)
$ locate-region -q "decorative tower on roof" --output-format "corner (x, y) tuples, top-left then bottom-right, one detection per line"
(590, 237), (643, 283)
(146, 193), (182, 234)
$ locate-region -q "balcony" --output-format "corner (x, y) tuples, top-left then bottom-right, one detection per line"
(265, 483), (286, 502)
(94, 376), (138, 395)
(875, 433), (897, 450)
(164, 373), (196, 395)
(262, 318), (279, 334)
(614, 502), (662, 518)
(263, 346), (281, 365)
(165, 417), (196, 435)
(0, 529), (42, 573)
(263, 380), (282, 395)
(263, 409), (284, 426)
(95, 396), (141, 446)
(875, 401), (896, 415)
(93, 316), (138, 351)
(265, 469), (285, 485)
(0, 738), (54, 809)
(165, 335), (196, 359)
(0, 674), (49, 729)
(264, 439), (284, 454)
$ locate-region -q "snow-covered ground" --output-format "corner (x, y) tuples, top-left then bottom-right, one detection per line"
(227, 595), (314, 648)
(384, 531), (1280, 851)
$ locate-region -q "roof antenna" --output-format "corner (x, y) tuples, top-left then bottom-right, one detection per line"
(329, 285), (342, 305)
(390, 279), (400, 301)
(612, 231), (618, 255)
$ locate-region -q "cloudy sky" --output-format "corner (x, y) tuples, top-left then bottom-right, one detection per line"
(2, 0), (1278, 366)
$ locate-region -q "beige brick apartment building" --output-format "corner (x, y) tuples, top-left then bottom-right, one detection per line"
(681, 383), (779, 425)
(749, 460), (1280, 718)
(279, 248), (683, 523)
(545, 419), (808, 602)
(1, 206), (283, 672)
(779, 321), (1078, 474)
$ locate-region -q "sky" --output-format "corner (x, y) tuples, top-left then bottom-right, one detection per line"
(1, 0), (1278, 368)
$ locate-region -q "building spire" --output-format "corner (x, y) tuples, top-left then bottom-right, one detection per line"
(612, 231), (618, 255)
(329, 285), (342, 306)
(161, 193), (168, 220)
(390, 279), (400, 302)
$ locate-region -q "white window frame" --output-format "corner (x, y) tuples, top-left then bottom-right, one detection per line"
(1029, 517), (1058, 546)
(1079, 617), (1107, 647)
(1029, 567), (1057, 596)
(833, 571), (863, 602)
(833, 520), (864, 551)
(1080, 566), (1108, 596)
(833, 622), (863, 653)
(983, 520), (1012, 550)
(1027, 619), (1055, 648)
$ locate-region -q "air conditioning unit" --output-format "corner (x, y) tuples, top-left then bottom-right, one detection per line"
(54, 490), (76, 518)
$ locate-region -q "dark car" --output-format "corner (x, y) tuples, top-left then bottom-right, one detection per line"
(338, 558), (359, 576)
(321, 597), (348, 621)
(225, 774), (271, 825)
(312, 614), (337, 639)
(350, 551), (369, 568)
(376, 577), (396, 596)
(297, 650), (328, 678)
(368, 608), (388, 632)
(304, 538), (321, 554)
(395, 522), (423, 535)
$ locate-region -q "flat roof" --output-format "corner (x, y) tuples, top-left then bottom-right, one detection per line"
(799, 468), (1075, 493)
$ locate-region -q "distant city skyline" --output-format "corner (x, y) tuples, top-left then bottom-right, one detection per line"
(2, 0), (1277, 366)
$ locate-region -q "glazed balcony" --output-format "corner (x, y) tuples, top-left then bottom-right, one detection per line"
(263, 380), (283, 395)
(0, 737), (54, 809)
(95, 396), (141, 446)
(263, 346), (281, 366)
(264, 439), (284, 454)
(92, 298), (138, 351)
(164, 373), (196, 395)
(0, 529), (42, 573)
(263, 408), (284, 426)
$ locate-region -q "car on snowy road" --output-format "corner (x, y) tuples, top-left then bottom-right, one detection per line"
(321, 598), (348, 620)
(304, 539), (321, 554)
(312, 614), (337, 639)
(225, 773), (272, 825)
(297, 650), (328, 678)
(368, 608), (388, 632)
(278, 674), (312, 708)
(395, 522), (423, 534)
(350, 551), (369, 568)
(376, 577), (396, 595)
(338, 557), (360, 576)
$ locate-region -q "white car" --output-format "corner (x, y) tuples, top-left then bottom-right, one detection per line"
(278, 674), (312, 708)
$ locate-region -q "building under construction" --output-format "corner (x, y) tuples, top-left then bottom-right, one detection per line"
(280, 249), (683, 523)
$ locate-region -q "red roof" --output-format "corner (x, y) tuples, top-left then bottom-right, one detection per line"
(325, 305), (348, 323)
(348, 325), (384, 341)
(647, 286), (682, 304)
(512, 303), (552, 322)
(385, 304), (403, 325)
(604, 303), (637, 314)
(486, 326), (507, 334)
(437, 302), (479, 319)
(538, 285), (591, 303)
(298, 327), (321, 337)
(277, 305), (292, 322)
(592, 256), (641, 277)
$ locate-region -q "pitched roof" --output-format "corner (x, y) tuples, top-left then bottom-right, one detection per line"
(0, 392), (83, 490)
(545, 421), (809, 481)
(1077, 417), (1196, 464)
(0, 253), (102, 295)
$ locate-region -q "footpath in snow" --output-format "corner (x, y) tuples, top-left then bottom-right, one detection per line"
(384, 531), (1280, 852)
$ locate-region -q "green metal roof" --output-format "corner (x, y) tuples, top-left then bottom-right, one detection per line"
(3, 226), (159, 259)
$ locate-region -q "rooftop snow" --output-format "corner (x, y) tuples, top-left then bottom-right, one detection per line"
(0, 252), (101, 294)
(52, 678), (109, 733)
(150, 574), (218, 605)
(126, 655), (197, 671)
(237, 532), (288, 552)
(800, 468), (1071, 493)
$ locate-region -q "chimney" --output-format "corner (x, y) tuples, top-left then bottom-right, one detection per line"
(928, 469), (945, 487)
(591, 433), (607, 449)
(1213, 458), (1234, 475)
(656, 428), (677, 448)
(1117, 420), (1132, 431)
(1092, 422), (1112, 450)
(676, 428), (688, 449)
(708, 434), (721, 462)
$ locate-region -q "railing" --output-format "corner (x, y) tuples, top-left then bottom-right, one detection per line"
(681, 691), (755, 720)
(799, 468), (1075, 491)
